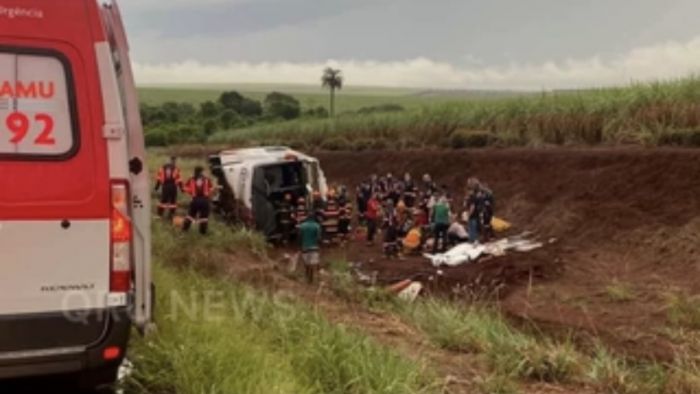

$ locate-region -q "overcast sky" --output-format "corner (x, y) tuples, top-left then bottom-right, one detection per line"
(119, 0), (700, 90)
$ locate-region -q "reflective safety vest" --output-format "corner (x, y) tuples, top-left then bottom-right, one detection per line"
(184, 176), (213, 198)
(277, 203), (293, 225)
(339, 201), (352, 220)
(294, 204), (309, 224)
(324, 197), (340, 219)
(156, 164), (182, 186)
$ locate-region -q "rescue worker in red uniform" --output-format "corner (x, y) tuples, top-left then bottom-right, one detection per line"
(154, 156), (183, 219)
(337, 186), (352, 242)
(183, 166), (214, 235)
(382, 200), (399, 259)
(365, 193), (381, 246)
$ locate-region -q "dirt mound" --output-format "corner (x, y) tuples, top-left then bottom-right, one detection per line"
(318, 148), (700, 244)
(317, 148), (700, 360)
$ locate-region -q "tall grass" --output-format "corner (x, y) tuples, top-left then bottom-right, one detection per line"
(137, 217), (700, 393)
(125, 224), (435, 394)
(153, 221), (268, 275)
(665, 291), (700, 330)
(398, 299), (580, 384)
(395, 299), (700, 393)
(209, 77), (700, 149)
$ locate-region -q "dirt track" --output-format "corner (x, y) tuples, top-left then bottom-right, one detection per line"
(316, 148), (700, 360)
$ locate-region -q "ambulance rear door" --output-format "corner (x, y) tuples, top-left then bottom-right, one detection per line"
(100, 1), (152, 330)
(0, 41), (112, 351)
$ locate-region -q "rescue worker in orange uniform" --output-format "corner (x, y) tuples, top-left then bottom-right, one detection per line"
(183, 166), (214, 235)
(311, 191), (325, 223)
(323, 188), (341, 243)
(293, 197), (309, 233)
(154, 156), (183, 219)
(277, 193), (295, 245)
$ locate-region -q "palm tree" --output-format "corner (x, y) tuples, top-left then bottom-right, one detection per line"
(321, 67), (343, 118)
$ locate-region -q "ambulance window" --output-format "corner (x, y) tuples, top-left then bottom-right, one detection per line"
(0, 50), (77, 159)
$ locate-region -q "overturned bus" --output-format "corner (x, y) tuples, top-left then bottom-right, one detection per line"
(209, 147), (328, 239)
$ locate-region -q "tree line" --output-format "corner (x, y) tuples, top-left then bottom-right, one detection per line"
(141, 90), (329, 146)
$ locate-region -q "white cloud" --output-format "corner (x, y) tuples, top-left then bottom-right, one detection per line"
(132, 36), (700, 90)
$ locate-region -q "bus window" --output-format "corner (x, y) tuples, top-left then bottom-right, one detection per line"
(305, 161), (320, 192)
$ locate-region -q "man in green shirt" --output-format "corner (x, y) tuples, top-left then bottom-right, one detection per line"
(299, 215), (322, 284)
(432, 196), (451, 253)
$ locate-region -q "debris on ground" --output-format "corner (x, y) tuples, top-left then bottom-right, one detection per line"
(492, 216), (512, 232)
(283, 252), (301, 273)
(117, 358), (134, 393)
(387, 279), (413, 294)
(397, 282), (423, 302)
(350, 261), (377, 285)
(424, 233), (545, 268)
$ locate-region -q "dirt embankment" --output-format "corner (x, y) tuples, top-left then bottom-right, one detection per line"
(316, 148), (700, 360)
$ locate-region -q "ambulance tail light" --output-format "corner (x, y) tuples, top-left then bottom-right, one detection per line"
(110, 181), (132, 293)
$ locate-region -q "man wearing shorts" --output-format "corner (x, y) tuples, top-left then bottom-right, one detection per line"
(299, 214), (322, 284)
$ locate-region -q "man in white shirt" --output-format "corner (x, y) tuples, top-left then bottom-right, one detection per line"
(447, 212), (470, 245)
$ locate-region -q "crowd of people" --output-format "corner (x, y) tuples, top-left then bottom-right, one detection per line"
(355, 172), (495, 259)
(277, 186), (354, 245)
(154, 157), (497, 282)
(278, 186), (353, 284)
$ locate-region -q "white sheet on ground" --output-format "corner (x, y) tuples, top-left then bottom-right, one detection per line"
(424, 243), (486, 267)
(424, 234), (544, 267)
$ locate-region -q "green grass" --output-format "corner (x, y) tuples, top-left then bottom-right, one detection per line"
(585, 347), (674, 394)
(665, 291), (700, 330)
(138, 84), (434, 114)
(605, 280), (636, 303)
(130, 223), (700, 393)
(474, 373), (519, 394)
(133, 190), (700, 394)
(665, 352), (700, 394)
(393, 298), (700, 393)
(138, 83), (526, 112)
(153, 220), (268, 275)
(125, 223), (436, 394)
(586, 347), (641, 394)
(398, 299), (581, 384)
(201, 76), (700, 150)
(326, 259), (396, 309)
